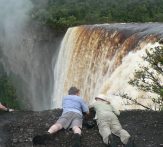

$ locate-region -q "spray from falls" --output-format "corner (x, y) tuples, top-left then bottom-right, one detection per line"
(0, 0), (58, 110)
(52, 23), (163, 110)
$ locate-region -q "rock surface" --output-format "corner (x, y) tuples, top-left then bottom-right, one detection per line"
(0, 109), (163, 147)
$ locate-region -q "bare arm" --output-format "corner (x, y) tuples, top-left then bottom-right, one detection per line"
(0, 103), (14, 112)
(0, 103), (8, 111)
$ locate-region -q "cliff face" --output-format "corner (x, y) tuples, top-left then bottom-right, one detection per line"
(0, 109), (163, 147)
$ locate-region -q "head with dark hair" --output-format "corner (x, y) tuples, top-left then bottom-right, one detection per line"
(68, 86), (80, 95)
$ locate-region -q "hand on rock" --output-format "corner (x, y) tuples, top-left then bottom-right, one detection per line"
(6, 108), (14, 112)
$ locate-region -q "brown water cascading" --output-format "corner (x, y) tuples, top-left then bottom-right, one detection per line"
(52, 23), (163, 110)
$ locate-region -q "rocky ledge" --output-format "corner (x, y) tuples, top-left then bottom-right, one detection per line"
(0, 109), (163, 147)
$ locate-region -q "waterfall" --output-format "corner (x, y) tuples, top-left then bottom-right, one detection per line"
(52, 23), (163, 110)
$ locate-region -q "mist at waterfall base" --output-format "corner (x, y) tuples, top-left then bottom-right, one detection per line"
(52, 23), (163, 110)
(0, 0), (61, 110)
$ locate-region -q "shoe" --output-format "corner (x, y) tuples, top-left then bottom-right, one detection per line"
(108, 135), (117, 147)
(72, 133), (81, 147)
(125, 137), (135, 147)
(33, 135), (46, 145)
(32, 132), (53, 145)
(42, 132), (53, 140)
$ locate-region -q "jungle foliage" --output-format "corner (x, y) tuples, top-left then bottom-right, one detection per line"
(31, 0), (163, 31)
(130, 45), (163, 110)
(122, 45), (163, 110)
(0, 67), (20, 109)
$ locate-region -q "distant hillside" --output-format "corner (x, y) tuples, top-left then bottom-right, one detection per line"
(31, 0), (163, 31)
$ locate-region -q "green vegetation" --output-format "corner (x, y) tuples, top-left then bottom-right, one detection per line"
(32, 0), (163, 31)
(0, 68), (20, 109)
(122, 45), (163, 111)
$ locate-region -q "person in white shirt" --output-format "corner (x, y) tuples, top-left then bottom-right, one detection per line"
(91, 94), (133, 147)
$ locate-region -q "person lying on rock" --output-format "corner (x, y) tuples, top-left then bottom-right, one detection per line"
(0, 102), (14, 112)
(90, 94), (134, 147)
(33, 86), (89, 147)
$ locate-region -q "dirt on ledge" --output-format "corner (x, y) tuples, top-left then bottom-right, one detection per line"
(0, 109), (163, 147)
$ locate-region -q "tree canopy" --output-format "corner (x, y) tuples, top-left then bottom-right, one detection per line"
(32, 0), (163, 31)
